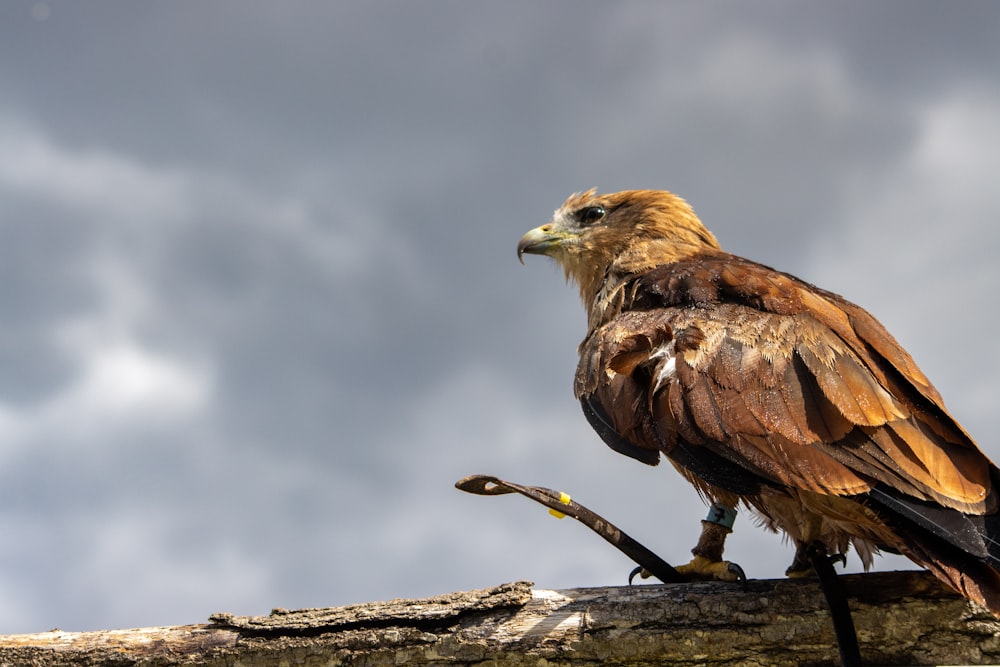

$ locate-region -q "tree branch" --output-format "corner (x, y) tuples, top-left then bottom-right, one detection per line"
(2, 571), (997, 666)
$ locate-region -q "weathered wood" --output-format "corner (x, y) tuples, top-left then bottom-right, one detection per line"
(1, 571), (998, 666)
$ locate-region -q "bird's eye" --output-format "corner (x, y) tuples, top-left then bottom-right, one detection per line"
(578, 206), (606, 225)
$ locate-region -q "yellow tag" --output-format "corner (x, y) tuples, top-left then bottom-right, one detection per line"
(548, 492), (572, 519)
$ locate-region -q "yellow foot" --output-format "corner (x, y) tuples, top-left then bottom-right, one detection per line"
(785, 543), (847, 578)
(677, 555), (746, 583)
(631, 555), (746, 584)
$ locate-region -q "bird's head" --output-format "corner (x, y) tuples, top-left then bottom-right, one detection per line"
(518, 189), (720, 306)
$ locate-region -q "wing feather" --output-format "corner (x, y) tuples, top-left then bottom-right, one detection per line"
(674, 322), (871, 495)
(579, 256), (995, 514)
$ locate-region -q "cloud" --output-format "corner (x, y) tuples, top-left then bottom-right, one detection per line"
(802, 85), (1000, 438)
(0, 113), (423, 292)
(49, 333), (211, 426)
(0, 115), (187, 224)
(816, 85), (1000, 273)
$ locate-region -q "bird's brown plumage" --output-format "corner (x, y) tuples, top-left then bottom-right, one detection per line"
(519, 188), (1000, 614)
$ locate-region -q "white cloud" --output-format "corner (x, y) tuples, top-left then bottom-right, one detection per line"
(0, 116), (187, 223)
(48, 337), (211, 423)
(692, 33), (855, 121)
(804, 87), (1000, 438)
(806, 86), (1000, 321)
(582, 22), (859, 160)
(0, 114), (422, 290)
(0, 331), (214, 457)
(32, 249), (213, 441)
(0, 314), (212, 463)
(831, 87), (1000, 269)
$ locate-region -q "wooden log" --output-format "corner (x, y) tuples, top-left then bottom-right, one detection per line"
(1, 571), (998, 666)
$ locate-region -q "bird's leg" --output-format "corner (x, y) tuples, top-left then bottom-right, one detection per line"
(786, 541), (813, 577)
(786, 540), (847, 578)
(631, 503), (745, 584)
(785, 515), (847, 579)
(677, 503), (746, 583)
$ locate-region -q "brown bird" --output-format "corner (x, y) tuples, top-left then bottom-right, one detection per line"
(518, 188), (1000, 615)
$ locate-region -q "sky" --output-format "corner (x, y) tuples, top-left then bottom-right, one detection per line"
(1, 1), (999, 634)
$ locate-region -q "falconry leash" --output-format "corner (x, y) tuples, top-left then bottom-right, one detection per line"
(455, 474), (686, 584)
(456, 473), (861, 667)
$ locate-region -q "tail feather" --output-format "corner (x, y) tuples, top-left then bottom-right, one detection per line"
(901, 537), (1000, 615)
(869, 485), (1000, 614)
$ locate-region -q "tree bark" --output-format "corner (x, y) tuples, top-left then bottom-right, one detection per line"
(2, 571), (998, 666)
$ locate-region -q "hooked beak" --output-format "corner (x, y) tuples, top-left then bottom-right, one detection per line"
(517, 225), (572, 265)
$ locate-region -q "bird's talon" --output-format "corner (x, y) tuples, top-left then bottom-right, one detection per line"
(628, 566), (651, 585)
(728, 562), (748, 586)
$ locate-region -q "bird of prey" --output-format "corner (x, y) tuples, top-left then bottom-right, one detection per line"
(517, 188), (1000, 615)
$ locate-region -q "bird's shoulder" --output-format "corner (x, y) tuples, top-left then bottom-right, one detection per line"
(615, 251), (945, 410)
(630, 251), (805, 314)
